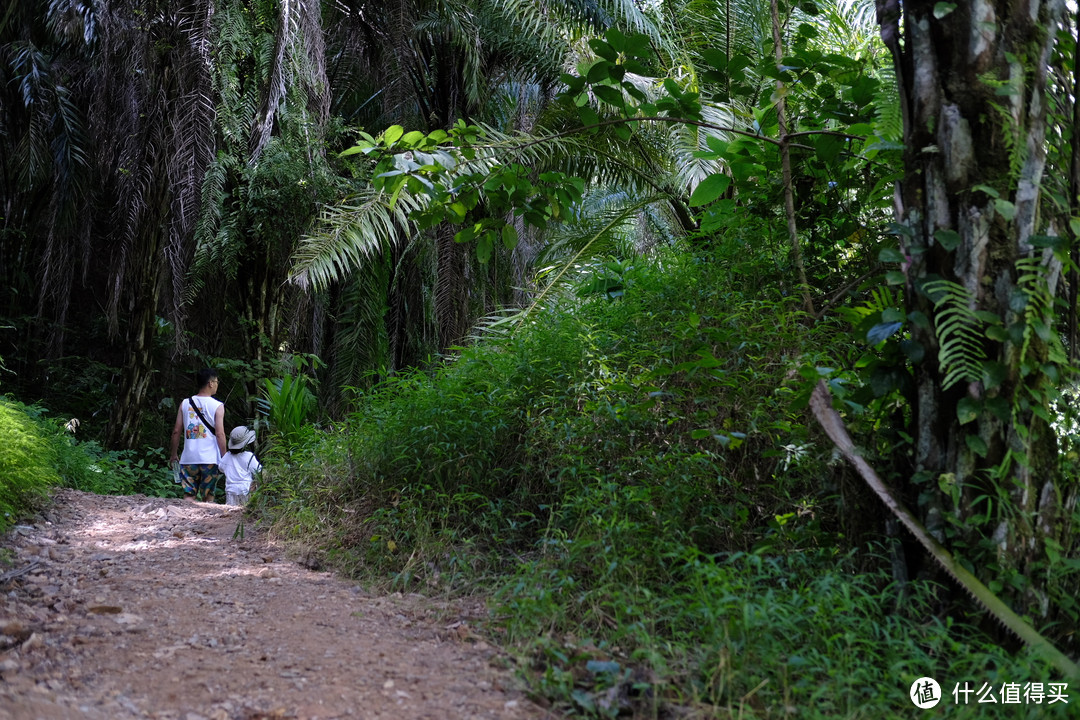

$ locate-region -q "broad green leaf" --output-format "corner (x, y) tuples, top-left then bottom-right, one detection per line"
(688, 173), (731, 206)
(814, 133), (844, 163)
(886, 221), (915, 237)
(957, 397), (980, 425)
(1029, 235), (1064, 250)
(878, 247), (905, 263)
(382, 125), (404, 145)
(589, 39), (617, 62)
(561, 73), (586, 93)
(338, 144), (371, 157)
(934, 229), (961, 251)
(401, 130), (425, 147)
(867, 321), (902, 345)
(586, 61), (611, 84)
(624, 32), (652, 59)
(662, 78), (683, 99)
(701, 49), (727, 71)
(985, 396), (1010, 421)
(501, 223), (518, 250)
(973, 310), (1002, 324)
(885, 270), (906, 285)
(605, 28), (628, 53)
(705, 135), (728, 154)
(934, 2), (957, 18)
(770, 85), (789, 104)
(994, 199), (1017, 221)
(981, 360), (1008, 389)
(454, 225), (476, 244)
(901, 339), (925, 362)
(577, 105), (600, 128)
(476, 231), (494, 263)
(592, 84), (624, 107)
(623, 82), (647, 102)
(1042, 362), (1060, 384)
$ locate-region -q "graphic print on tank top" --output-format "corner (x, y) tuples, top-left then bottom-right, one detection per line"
(186, 401), (211, 439)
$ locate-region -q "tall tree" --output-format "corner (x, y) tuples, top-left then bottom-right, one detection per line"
(97, 0), (218, 448)
(1, 0), (218, 447)
(876, 0), (1077, 629)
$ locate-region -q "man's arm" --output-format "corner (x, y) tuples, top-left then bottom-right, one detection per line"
(214, 405), (227, 457)
(169, 405), (184, 464)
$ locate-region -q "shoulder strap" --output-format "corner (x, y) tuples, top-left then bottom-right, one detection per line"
(188, 397), (216, 432)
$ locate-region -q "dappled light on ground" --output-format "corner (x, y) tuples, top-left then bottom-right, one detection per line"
(0, 490), (544, 719)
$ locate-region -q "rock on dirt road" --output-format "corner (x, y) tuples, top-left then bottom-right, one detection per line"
(0, 489), (549, 720)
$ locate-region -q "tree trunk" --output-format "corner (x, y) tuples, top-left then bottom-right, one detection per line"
(877, 0), (1071, 623)
(104, 135), (172, 450)
(435, 225), (468, 351)
(102, 7), (185, 450)
(105, 266), (163, 450)
(770, 0), (815, 316)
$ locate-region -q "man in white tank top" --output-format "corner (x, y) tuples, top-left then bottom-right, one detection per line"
(169, 368), (228, 502)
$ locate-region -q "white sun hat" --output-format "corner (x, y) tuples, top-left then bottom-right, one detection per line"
(228, 425), (256, 450)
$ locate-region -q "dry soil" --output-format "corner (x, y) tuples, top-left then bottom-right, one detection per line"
(0, 489), (551, 720)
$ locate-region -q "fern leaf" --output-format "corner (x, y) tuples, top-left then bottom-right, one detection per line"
(924, 279), (986, 390)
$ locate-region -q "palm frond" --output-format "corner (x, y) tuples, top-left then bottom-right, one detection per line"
(326, 264), (393, 401)
(873, 63), (902, 142)
(166, 0), (218, 328)
(417, 0), (485, 109)
(290, 187), (429, 291)
(496, 0), (664, 44)
(249, 0), (297, 161)
(525, 194), (664, 316)
(672, 101), (738, 193)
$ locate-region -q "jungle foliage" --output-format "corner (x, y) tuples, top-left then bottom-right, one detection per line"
(253, 248), (1075, 717)
(4, 0), (1080, 716)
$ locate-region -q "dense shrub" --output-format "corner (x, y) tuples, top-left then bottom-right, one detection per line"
(256, 251), (1069, 717)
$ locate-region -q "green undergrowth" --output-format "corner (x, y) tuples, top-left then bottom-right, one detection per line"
(253, 251), (1071, 717)
(0, 396), (179, 533)
(0, 398), (61, 531)
(55, 440), (179, 498)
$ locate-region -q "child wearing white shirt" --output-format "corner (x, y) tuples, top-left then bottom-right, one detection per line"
(218, 426), (262, 506)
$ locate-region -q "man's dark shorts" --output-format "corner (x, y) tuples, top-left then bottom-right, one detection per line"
(180, 463), (224, 502)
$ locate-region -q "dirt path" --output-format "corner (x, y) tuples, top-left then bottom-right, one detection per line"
(0, 489), (549, 720)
